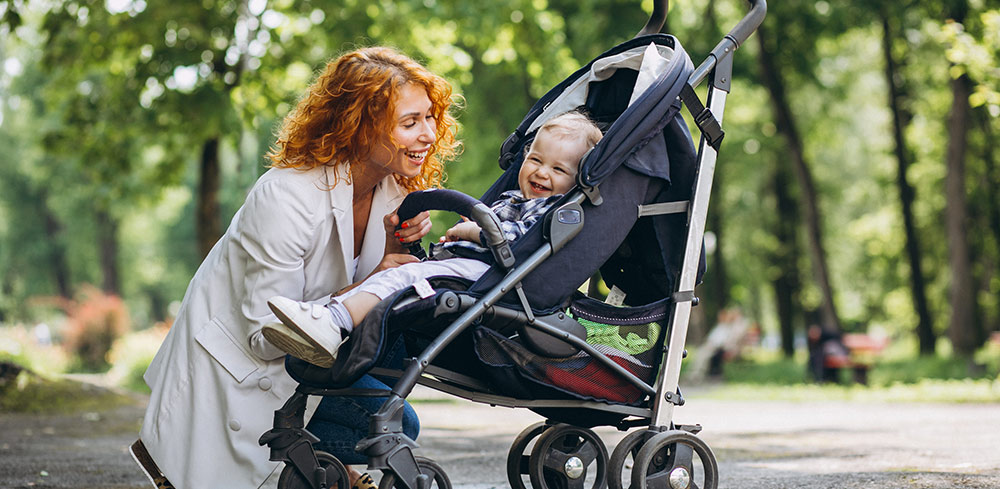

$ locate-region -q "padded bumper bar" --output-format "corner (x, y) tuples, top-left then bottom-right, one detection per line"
(396, 188), (516, 269)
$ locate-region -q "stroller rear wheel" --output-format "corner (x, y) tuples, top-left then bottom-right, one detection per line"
(528, 423), (609, 489)
(377, 456), (451, 489)
(607, 429), (655, 489)
(630, 430), (717, 489)
(276, 450), (350, 489)
(507, 422), (552, 489)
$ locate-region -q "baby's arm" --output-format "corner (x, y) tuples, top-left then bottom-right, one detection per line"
(442, 221), (482, 244)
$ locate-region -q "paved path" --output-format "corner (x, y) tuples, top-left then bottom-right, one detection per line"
(2, 381), (999, 488)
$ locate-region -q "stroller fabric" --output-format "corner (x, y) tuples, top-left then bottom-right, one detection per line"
(472, 34), (701, 310)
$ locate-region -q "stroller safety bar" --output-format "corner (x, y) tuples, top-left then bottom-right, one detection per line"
(396, 188), (516, 269)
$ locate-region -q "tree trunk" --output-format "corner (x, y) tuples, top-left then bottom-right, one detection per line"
(44, 212), (72, 299)
(974, 108), (1000, 336)
(197, 137), (222, 259)
(756, 24), (842, 333)
(95, 209), (120, 295)
(707, 167), (729, 325)
(38, 190), (72, 299)
(772, 161), (801, 357)
(944, 71), (978, 356)
(880, 12), (936, 355)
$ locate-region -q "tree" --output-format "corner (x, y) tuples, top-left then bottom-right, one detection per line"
(756, 21), (843, 334)
(939, 7), (1000, 352)
(939, 0), (980, 358)
(879, 6), (936, 354)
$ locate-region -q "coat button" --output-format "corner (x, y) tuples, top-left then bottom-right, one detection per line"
(229, 419), (242, 431)
(258, 377), (272, 391)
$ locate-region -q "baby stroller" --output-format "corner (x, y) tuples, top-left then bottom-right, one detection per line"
(259, 1), (766, 488)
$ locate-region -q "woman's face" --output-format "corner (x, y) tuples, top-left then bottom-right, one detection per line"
(368, 83), (437, 179)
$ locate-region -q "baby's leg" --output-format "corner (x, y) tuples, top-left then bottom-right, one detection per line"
(339, 292), (381, 329)
(336, 258), (490, 327)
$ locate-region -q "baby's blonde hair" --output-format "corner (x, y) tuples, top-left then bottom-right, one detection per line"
(532, 111), (603, 150)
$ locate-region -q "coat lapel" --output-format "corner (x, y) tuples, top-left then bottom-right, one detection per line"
(326, 165), (354, 287)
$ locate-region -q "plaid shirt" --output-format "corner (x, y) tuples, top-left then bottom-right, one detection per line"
(442, 190), (561, 256)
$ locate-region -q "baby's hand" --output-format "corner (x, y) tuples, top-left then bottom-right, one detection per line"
(441, 220), (482, 244)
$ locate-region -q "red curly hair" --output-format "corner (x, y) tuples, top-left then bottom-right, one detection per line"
(267, 47), (460, 192)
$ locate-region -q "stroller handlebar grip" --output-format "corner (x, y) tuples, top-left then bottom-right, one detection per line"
(396, 188), (482, 222)
(396, 189), (516, 269)
(689, 0), (767, 88)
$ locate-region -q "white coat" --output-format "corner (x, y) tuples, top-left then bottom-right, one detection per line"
(138, 164), (406, 489)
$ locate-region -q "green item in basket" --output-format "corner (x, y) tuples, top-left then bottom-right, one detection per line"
(575, 317), (661, 355)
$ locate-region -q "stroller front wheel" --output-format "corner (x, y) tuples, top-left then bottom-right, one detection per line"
(276, 450), (350, 489)
(377, 456), (451, 489)
(528, 423), (609, 489)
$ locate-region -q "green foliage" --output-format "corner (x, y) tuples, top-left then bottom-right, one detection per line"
(1, 0), (999, 364)
(106, 323), (170, 394)
(0, 365), (136, 414)
(0, 325), (71, 377)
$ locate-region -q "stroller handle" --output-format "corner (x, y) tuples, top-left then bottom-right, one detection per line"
(396, 189), (516, 269)
(634, 0), (668, 37)
(689, 0), (767, 88)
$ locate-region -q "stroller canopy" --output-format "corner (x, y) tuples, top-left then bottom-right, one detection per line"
(472, 34), (702, 309)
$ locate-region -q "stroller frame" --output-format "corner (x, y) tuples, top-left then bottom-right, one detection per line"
(259, 2), (766, 488)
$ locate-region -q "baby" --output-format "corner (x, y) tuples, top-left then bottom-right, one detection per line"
(263, 111), (603, 367)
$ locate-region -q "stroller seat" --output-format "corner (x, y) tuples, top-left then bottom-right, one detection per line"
(259, 2), (767, 487)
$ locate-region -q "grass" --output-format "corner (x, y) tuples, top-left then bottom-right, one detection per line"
(0, 366), (138, 414)
(697, 378), (1000, 403)
(3, 320), (1000, 410)
(691, 343), (1000, 403)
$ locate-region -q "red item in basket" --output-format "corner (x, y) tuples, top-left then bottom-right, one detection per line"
(542, 356), (644, 404)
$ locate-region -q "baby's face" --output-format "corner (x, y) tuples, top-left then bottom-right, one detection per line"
(518, 134), (585, 199)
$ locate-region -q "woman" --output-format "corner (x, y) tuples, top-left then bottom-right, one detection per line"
(130, 46), (460, 489)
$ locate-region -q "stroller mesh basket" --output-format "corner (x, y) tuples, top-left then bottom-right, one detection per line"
(474, 295), (670, 406)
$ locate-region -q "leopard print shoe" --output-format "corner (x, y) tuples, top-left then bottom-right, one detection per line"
(352, 472), (376, 489)
(129, 439), (176, 489)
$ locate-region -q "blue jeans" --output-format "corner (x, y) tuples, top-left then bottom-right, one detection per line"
(306, 337), (419, 465)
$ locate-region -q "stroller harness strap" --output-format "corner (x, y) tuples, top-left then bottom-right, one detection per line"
(637, 201), (689, 217)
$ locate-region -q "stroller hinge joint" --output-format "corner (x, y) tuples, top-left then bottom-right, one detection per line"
(663, 389), (685, 406)
(672, 290), (697, 304)
(581, 185), (602, 206)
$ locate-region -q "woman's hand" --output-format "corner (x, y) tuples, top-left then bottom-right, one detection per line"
(384, 210), (432, 252)
(374, 253), (420, 273)
(441, 220), (482, 244)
